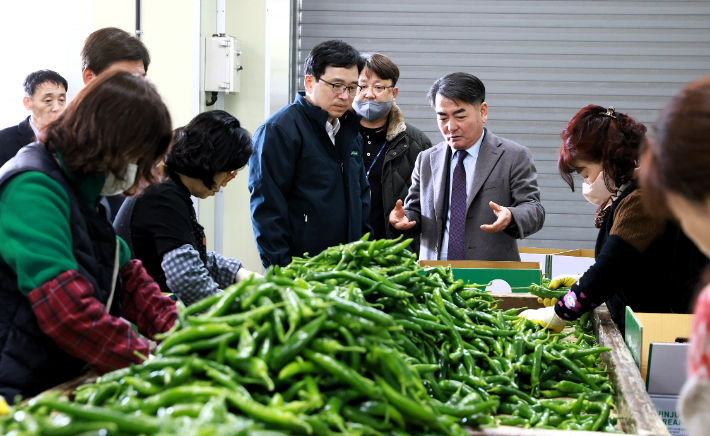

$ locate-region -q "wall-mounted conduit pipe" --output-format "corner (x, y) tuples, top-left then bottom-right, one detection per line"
(136, 0), (143, 38)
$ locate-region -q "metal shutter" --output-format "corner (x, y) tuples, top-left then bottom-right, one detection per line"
(292, 0), (710, 250)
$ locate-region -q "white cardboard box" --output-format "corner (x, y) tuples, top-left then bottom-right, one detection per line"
(518, 247), (566, 277)
(647, 342), (689, 395)
(650, 394), (688, 436)
(550, 249), (596, 278)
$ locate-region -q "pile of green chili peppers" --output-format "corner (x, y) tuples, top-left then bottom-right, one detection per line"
(0, 235), (622, 435)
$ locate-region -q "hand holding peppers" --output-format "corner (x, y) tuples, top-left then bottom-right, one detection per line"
(519, 306), (566, 333)
(549, 274), (582, 290)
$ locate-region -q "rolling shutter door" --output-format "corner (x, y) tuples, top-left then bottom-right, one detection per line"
(293, 0), (710, 249)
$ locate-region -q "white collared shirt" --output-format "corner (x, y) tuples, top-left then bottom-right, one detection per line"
(29, 117), (40, 140)
(440, 130), (484, 260)
(325, 118), (341, 145)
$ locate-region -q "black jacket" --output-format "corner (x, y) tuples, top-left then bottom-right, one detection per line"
(377, 104), (433, 245)
(248, 93), (372, 268)
(556, 180), (708, 335)
(0, 144), (120, 402)
(600, 182), (707, 332)
(0, 116), (35, 168)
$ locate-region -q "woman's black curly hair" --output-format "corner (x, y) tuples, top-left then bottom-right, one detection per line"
(166, 110), (252, 189)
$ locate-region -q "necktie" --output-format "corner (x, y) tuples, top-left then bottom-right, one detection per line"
(447, 150), (467, 260)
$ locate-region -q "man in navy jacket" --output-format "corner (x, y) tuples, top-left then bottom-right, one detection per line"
(249, 40), (372, 268)
(0, 70), (67, 167)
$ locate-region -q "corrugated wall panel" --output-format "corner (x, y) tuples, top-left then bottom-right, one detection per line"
(292, 0), (710, 249)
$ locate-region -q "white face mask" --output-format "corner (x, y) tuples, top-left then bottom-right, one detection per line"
(101, 163), (138, 196)
(582, 171), (614, 206)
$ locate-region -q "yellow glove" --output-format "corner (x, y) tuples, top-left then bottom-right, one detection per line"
(549, 274), (582, 290)
(520, 306), (566, 333)
(537, 297), (558, 307)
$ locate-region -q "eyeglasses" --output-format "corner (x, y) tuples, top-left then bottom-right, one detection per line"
(318, 78), (362, 97)
(359, 85), (394, 96)
(223, 170), (237, 184)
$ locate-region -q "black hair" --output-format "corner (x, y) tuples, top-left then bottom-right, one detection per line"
(427, 72), (485, 108)
(81, 27), (150, 75)
(23, 70), (68, 97)
(303, 40), (365, 81)
(165, 110), (253, 190)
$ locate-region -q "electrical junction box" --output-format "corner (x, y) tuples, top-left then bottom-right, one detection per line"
(204, 35), (242, 94)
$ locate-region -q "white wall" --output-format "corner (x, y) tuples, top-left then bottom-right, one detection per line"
(93, 0), (197, 128)
(200, 0), (291, 272)
(219, 0), (268, 272)
(0, 0), (94, 125)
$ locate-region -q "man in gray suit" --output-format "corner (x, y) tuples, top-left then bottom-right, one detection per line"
(389, 72), (544, 261)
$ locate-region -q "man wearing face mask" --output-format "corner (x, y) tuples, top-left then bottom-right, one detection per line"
(0, 70), (67, 167)
(521, 105), (707, 334)
(352, 53), (432, 247)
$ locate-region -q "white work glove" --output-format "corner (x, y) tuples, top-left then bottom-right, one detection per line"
(520, 306), (567, 333)
(235, 268), (263, 283)
(549, 274), (582, 290)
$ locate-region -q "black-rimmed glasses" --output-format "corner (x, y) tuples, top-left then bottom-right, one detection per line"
(359, 85), (394, 96)
(318, 78), (362, 97)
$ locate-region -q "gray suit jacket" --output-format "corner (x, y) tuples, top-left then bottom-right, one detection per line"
(401, 129), (545, 261)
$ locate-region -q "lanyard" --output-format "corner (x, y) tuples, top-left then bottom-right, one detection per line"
(366, 141), (388, 178)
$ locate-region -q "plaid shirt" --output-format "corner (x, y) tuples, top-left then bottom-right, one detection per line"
(27, 260), (176, 375)
(162, 244), (242, 306)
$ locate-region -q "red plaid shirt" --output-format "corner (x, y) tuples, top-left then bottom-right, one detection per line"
(27, 259), (176, 375)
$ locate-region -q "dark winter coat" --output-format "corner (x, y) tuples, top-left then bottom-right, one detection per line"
(248, 93), (372, 268)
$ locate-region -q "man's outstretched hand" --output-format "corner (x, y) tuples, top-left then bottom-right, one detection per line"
(480, 201), (512, 233)
(389, 200), (417, 230)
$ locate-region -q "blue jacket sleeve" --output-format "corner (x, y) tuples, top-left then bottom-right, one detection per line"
(248, 123), (299, 268)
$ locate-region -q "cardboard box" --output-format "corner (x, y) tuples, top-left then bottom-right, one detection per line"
(419, 260), (540, 293)
(650, 394), (689, 436)
(647, 343), (689, 395)
(518, 247), (567, 278)
(550, 248), (596, 278)
(624, 307), (692, 383)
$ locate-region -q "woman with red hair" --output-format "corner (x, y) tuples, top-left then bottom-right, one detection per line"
(522, 105), (706, 334)
(640, 76), (710, 436)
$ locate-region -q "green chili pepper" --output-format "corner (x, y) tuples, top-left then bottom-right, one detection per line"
(550, 350), (601, 390)
(374, 375), (439, 426)
(488, 384), (538, 405)
(432, 399), (499, 418)
(270, 313), (327, 370)
(342, 405), (393, 431)
(499, 416), (527, 426)
(257, 328), (274, 363)
(324, 295), (395, 326)
(278, 360), (321, 380)
(530, 343), (544, 395)
(190, 302), (284, 326)
(182, 291), (224, 317)
(87, 382), (121, 406)
(121, 376), (161, 396)
(41, 421), (120, 436)
(34, 398), (159, 434)
(156, 323), (234, 354)
(279, 287), (302, 340)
